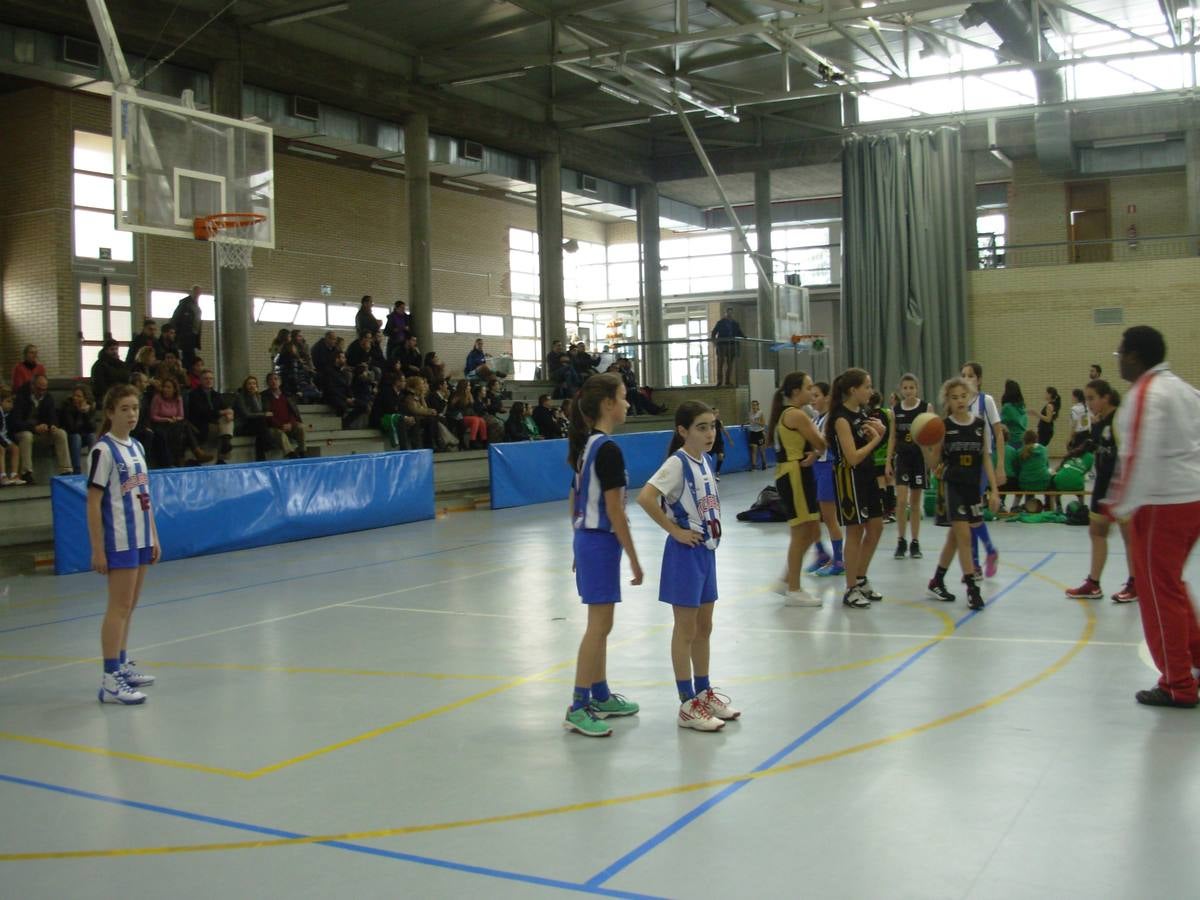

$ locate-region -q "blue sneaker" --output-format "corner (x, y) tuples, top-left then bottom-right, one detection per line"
(815, 561), (844, 577)
(804, 556), (832, 574)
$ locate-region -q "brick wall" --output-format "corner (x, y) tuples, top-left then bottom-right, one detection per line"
(969, 256), (1200, 456)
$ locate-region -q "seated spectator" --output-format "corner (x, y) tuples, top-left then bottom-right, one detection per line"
(155, 352), (187, 391)
(383, 300), (411, 360)
(346, 333), (384, 381)
(427, 377), (451, 416)
(187, 368), (234, 464)
(154, 323), (181, 362)
(317, 352), (365, 428)
(504, 401), (535, 442)
(551, 353), (583, 399)
(561, 397), (574, 423)
(464, 338), (504, 380)
(351, 364), (377, 419)
(570, 342), (599, 378)
(126, 319), (158, 366)
(58, 386), (96, 474)
(421, 351), (446, 386)
(186, 356), (206, 392)
(90, 339), (130, 403)
(396, 335), (423, 377)
(12, 374), (71, 482)
(531, 394), (565, 439)
(617, 356), (666, 415)
(449, 379), (487, 448)
(261, 372), (307, 459)
(0, 387), (21, 485)
(11, 344), (46, 393)
(232, 375), (272, 462)
(149, 376), (211, 467)
(129, 373), (155, 456)
(131, 345), (158, 376)
(371, 372), (416, 450)
(474, 381), (504, 444)
(275, 342), (321, 403)
(311, 330), (339, 374)
(1010, 429), (1051, 512)
(401, 376), (444, 450)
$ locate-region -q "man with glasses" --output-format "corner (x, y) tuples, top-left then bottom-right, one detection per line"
(1106, 325), (1200, 709)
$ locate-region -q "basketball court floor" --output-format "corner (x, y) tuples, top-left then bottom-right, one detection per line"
(1, 471), (1197, 898)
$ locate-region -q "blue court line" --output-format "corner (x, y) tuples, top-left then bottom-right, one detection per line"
(0, 541), (493, 637)
(0, 774), (663, 899)
(586, 552), (1057, 888)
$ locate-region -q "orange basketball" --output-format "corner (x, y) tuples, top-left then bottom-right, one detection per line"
(912, 412), (945, 446)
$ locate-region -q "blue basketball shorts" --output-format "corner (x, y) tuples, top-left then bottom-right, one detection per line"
(813, 459), (836, 504)
(107, 546), (153, 570)
(574, 529), (622, 604)
(658, 538), (718, 608)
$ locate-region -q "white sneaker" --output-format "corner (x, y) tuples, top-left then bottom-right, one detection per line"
(697, 687), (741, 720)
(1, 475), (22, 486)
(784, 589), (822, 607)
(98, 672), (146, 705)
(773, 568), (789, 595)
(678, 696), (724, 731)
(119, 660), (155, 687)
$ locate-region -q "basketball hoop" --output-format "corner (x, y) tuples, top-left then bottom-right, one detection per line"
(194, 213), (266, 269)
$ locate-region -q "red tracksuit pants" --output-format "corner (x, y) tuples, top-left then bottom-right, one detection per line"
(1129, 502), (1200, 703)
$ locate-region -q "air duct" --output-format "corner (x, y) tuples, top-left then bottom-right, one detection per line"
(961, 0), (1076, 175)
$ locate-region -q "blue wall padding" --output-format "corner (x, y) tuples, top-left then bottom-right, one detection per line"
(488, 426), (774, 509)
(51, 451), (435, 575)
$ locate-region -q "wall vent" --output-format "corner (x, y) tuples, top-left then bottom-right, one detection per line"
(459, 139), (484, 161)
(1093, 307), (1124, 326)
(580, 173), (599, 194)
(62, 35), (101, 69)
(292, 95), (321, 122)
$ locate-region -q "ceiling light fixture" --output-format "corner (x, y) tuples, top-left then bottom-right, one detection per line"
(288, 145), (339, 160)
(370, 162), (404, 174)
(262, 2), (349, 27)
(599, 84), (642, 105)
(448, 70), (528, 87)
(580, 118), (653, 131)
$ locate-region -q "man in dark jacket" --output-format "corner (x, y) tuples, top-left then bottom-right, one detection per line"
(90, 340), (130, 404)
(186, 368), (234, 463)
(317, 352), (365, 427)
(311, 330), (339, 374)
(383, 301), (411, 360)
(355, 295), (380, 339)
(396, 335), (424, 377)
(171, 285), (203, 369)
(13, 375), (71, 481)
(155, 323), (181, 362)
(125, 319), (158, 366)
(710, 307), (745, 387)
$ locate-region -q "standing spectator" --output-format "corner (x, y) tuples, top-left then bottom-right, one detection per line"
(544, 340), (564, 379)
(1107, 325), (1200, 708)
(1037, 386), (1061, 449)
(999, 380), (1027, 485)
(0, 387), (23, 485)
(13, 374), (71, 481)
(154, 323), (180, 362)
(170, 284), (203, 369)
(465, 338), (497, 379)
(1068, 388), (1091, 450)
(384, 301), (412, 359)
(59, 386), (97, 474)
(187, 369), (235, 464)
(710, 307), (745, 387)
(125, 319), (158, 366)
(232, 375), (271, 462)
(311, 331), (339, 375)
(290, 330), (314, 372)
(11, 344), (47, 393)
(262, 372), (307, 458)
(268, 329), (291, 365)
(355, 295), (381, 339)
(149, 377), (211, 466)
(91, 340), (131, 403)
(1089, 363), (1102, 381)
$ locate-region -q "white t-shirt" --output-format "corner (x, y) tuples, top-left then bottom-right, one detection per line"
(1070, 402), (1090, 433)
(648, 450), (721, 550)
(969, 392), (1001, 453)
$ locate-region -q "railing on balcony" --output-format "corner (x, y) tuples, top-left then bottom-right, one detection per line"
(978, 233), (1200, 269)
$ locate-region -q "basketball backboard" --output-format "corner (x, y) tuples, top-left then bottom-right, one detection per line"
(113, 90), (275, 248)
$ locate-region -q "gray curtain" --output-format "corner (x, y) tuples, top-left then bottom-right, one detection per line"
(841, 127), (968, 406)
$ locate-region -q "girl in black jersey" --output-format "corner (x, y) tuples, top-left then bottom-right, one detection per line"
(824, 368), (887, 609)
(886, 374), (934, 560)
(923, 377), (1000, 610)
(1064, 380), (1137, 603)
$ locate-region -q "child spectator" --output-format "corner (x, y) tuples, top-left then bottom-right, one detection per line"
(1068, 388), (1090, 449)
(744, 399), (766, 470)
(1011, 429), (1051, 512)
(0, 387), (21, 485)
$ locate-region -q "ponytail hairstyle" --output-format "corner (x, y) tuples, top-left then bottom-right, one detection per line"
(1086, 378), (1120, 410)
(767, 371), (810, 446)
(939, 376), (970, 415)
(1046, 386), (1061, 419)
(99, 384), (142, 437)
(665, 400), (714, 456)
(1020, 428), (1038, 461)
(1001, 379), (1024, 407)
(962, 360), (983, 384)
(823, 368), (869, 448)
(1072, 388), (1085, 404)
(567, 372), (624, 469)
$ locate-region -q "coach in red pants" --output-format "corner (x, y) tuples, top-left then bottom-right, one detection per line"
(1107, 326), (1200, 709)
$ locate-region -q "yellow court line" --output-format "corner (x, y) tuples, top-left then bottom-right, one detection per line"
(0, 593), (1097, 862)
(0, 733), (250, 780)
(0, 655), (508, 682)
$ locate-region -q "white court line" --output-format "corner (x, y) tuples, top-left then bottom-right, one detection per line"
(0, 566), (524, 683)
(719, 623), (1139, 647)
(347, 605), (561, 621)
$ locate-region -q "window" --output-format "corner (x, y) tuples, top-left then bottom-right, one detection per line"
(509, 227), (541, 298)
(78, 280), (133, 375)
(150, 290), (215, 321)
(480, 315), (505, 336)
(327, 304), (358, 328)
(744, 227), (833, 286)
(73, 131), (134, 263)
(977, 211), (1007, 269)
(607, 242), (641, 300)
(563, 239), (607, 302)
(665, 315), (710, 387)
(432, 310), (504, 336)
(455, 313), (480, 334)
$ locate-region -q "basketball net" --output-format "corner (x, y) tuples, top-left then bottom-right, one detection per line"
(195, 214), (265, 269)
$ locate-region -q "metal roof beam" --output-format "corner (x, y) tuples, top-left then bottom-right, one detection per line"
(1042, 0), (1173, 51)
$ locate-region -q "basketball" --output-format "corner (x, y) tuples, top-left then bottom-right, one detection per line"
(912, 412), (944, 446)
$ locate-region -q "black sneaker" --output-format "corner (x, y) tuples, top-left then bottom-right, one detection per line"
(842, 586), (871, 609)
(909, 540), (922, 559)
(894, 538), (908, 560)
(857, 577), (883, 602)
(1135, 687), (1197, 709)
(966, 577), (984, 610)
(927, 580), (956, 602)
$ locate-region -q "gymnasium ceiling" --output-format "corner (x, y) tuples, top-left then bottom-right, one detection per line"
(1, 0), (1194, 206)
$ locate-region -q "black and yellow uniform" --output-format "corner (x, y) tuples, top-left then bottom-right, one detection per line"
(892, 399), (928, 488)
(773, 408), (820, 526)
(936, 414), (986, 526)
(1089, 410), (1119, 518)
(830, 405), (883, 526)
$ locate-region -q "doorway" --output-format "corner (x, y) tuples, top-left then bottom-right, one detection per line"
(1067, 181), (1111, 263)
